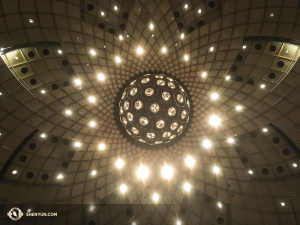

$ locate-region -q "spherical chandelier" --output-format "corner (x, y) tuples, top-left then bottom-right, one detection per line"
(118, 74), (190, 145)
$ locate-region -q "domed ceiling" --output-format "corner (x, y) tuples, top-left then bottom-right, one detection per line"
(0, 0), (300, 224)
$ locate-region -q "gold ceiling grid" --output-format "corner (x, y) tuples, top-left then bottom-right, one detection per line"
(0, 0), (299, 224)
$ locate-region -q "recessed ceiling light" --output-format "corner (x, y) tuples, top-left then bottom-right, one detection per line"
(12, 170), (17, 174)
(261, 84), (266, 89)
(228, 138), (234, 143)
(116, 56), (121, 63)
(90, 50), (96, 55)
(75, 142), (81, 147)
(98, 73), (105, 81)
(293, 163), (297, 168)
(281, 202), (285, 206)
(248, 170), (253, 174)
(116, 159), (124, 168)
(162, 47), (167, 53)
(270, 13), (274, 17)
(98, 143), (105, 150)
(184, 4), (188, 8)
(242, 45), (246, 49)
(66, 110), (72, 115)
(210, 47), (214, 52)
(217, 202), (222, 208)
(181, 33), (184, 39)
(89, 205), (95, 211)
(89, 121), (96, 127)
(57, 174), (63, 179)
(162, 165), (173, 179)
(101, 11), (105, 16)
(58, 50), (62, 54)
(119, 35), (123, 40)
(236, 105), (242, 111)
(89, 96), (96, 103)
(120, 184), (127, 193)
(74, 78), (81, 85)
(41, 90), (46, 94)
(202, 72), (207, 77)
(137, 165), (149, 180)
(150, 23), (154, 30)
(213, 166), (220, 174)
(263, 128), (268, 132)
(114, 6), (118, 10)
(185, 156), (195, 167)
(91, 170), (97, 176)
(225, 75), (230, 80)
(137, 47), (143, 54)
(184, 55), (189, 61)
(198, 9), (201, 13)
(211, 93), (219, 100)
(41, 133), (46, 138)
(209, 115), (220, 127)
(203, 140), (212, 148)
(153, 193), (159, 201)
(184, 182), (191, 192)
(29, 19), (33, 23)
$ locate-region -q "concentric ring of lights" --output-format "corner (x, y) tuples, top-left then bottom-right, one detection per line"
(117, 73), (190, 146)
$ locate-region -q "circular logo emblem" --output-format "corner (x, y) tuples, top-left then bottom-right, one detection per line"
(7, 207), (24, 221)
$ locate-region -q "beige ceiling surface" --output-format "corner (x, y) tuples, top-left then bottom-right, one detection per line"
(0, 0), (300, 224)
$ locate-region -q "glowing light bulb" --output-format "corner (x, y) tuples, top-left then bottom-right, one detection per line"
(57, 174), (63, 179)
(210, 47), (214, 52)
(209, 115), (220, 127)
(89, 96), (96, 103)
(137, 47), (143, 54)
(217, 202), (222, 208)
(184, 183), (191, 192)
(29, 19), (33, 23)
(75, 142), (81, 147)
(90, 50), (96, 55)
(184, 55), (189, 61)
(66, 110), (72, 115)
(228, 138), (234, 143)
(90, 121), (96, 127)
(162, 165), (173, 179)
(203, 140), (212, 148)
(261, 84), (266, 89)
(185, 156), (195, 167)
(137, 166), (149, 180)
(74, 79), (81, 85)
(98, 73), (105, 81)
(91, 170), (97, 175)
(211, 93), (219, 100)
(98, 144), (105, 150)
(242, 45), (246, 49)
(281, 202), (285, 206)
(58, 50), (62, 54)
(120, 184), (127, 193)
(90, 205), (95, 211)
(198, 9), (201, 13)
(202, 72), (207, 77)
(119, 35), (123, 40)
(12, 170), (17, 174)
(116, 56), (121, 63)
(248, 170), (253, 174)
(41, 133), (46, 138)
(263, 128), (268, 132)
(176, 221), (182, 225)
(213, 166), (220, 174)
(236, 105), (242, 111)
(116, 159), (124, 168)
(153, 193), (159, 201)
(41, 90), (46, 94)
(293, 163), (297, 168)
(162, 47), (167, 53)
(114, 6), (118, 10)
(184, 4), (188, 8)
(150, 23), (154, 30)
(225, 75), (230, 80)
(181, 33), (184, 39)
(101, 12), (104, 16)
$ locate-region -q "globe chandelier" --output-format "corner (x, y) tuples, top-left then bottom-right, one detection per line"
(118, 73), (190, 145)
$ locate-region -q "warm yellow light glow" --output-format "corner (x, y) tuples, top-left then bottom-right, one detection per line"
(242, 45), (246, 49)
(185, 156), (195, 167)
(162, 165), (173, 179)
(41, 90), (46, 94)
(202, 72), (207, 77)
(74, 79), (81, 85)
(98, 73), (105, 81)
(12, 170), (17, 174)
(228, 138), (234, 143)
(184, 55), (189, 61)
(91, 170), (97, 176)
(98, 143), (105, 150)
(263, 128), (268, 132)
(66, 110), (72, 115)
(293, 163), (298, 168)
(184, 183), (191, 192)
(153, 193), (159, 201)
(116, 56), (121, 63)
(75, 142), (81, 147)
(236, 105), (242, 111)
(119, 35), (123, 40)
(203, 140), (212, 148)
(162, 47), (167, 53)
(90, 50), (96, 55)
(116, 159), (124, 168)
(41, 133), (46, 138)
(120, 184), (127, 193)
(57, 174), (63, 179)
(181, 33), (184, 39)
(58, 50), (62, 54)
(248, 170), (253, 174)
(281, 202), (285, 206)
(213, 166), (220, 174)
(217, 202), (222, 208)
(137, 165), (149, 180)
(225, 75), (230, 80)
(261, 84), (266, 89)
(90, 121), (96, 127)
(150, 23), (154, 30)
(210, 47), (214, 52)
(89, 96), (96, 103)
(211, 93), (219, 100)
(209, 115), (220, 127)
(137, 47), (143, 54)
